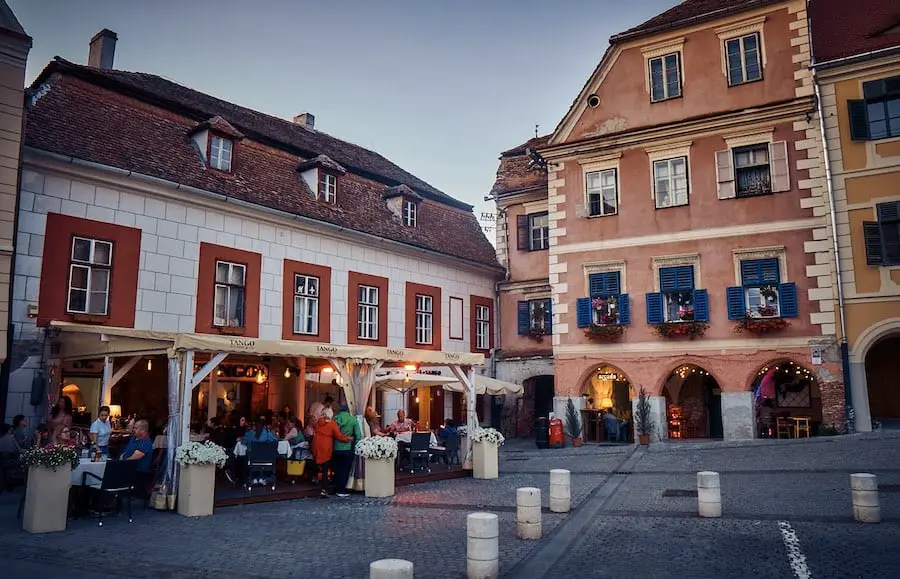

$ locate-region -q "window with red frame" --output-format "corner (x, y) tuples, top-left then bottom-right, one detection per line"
(67, 236), (113, 315)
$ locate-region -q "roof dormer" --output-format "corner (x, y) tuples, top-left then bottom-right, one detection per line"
(189, 116), (244, 173)
(383, 184), (423, 227)
(297, 155), (347, 203)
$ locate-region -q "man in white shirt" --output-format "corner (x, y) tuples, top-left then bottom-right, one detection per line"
(90, 405), (112, 455)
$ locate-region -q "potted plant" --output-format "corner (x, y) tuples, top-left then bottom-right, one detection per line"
(565, 398), (583, 447)
(20, 444), (79, 533)
(470, 427), (505, 479)
(652, 321), (709, 339)
(355, 436), (399, 498)
(175, 440), (227, 517)
(634, 388), (654, 446)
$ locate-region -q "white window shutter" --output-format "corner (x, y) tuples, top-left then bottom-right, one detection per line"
(769, 141), (791, 193)
(715, 149), (735, 199)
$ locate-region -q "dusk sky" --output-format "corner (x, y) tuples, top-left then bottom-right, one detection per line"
(10, 0), (677, 226)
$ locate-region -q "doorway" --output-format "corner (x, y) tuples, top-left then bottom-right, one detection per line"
(663, 365), (722, 439)
(866, 336), (900, 426)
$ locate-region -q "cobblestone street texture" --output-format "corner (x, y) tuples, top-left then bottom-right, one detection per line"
(1, 435), (898, 578)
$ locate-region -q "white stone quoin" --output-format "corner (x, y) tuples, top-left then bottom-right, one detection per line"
(473, 441), (499, 479)
(549, 468), (571, 513)
(22, 465), (71, 533)
(850, 473), (881, 523)
(177, 463), (216, 517)
(516, 487), (542, 540)
(370, 559), (414, 579)
(697, 471), (722, 518)
(467, 512), (499, 579)
(364, 458), (396, 498)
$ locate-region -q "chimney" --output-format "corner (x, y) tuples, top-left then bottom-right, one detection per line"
(88, 29), (117, 69)
(293, 112), (315, 130)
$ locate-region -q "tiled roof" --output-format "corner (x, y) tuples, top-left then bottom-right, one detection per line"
(810, 0), (900, 63)
(611, 0), (784, 43)
(296, 154), (346, 175)
(25, 61), (500, 269)
(191, 115), (244, 139)
(382, 184), (422, 201)
(490, 135), (549, 198)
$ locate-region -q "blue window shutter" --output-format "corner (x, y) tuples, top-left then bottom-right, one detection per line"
(847, 100), (869, 141)
(646, 292), (663, 325)
(692, 289), (709, 322)
(544, 299), (553, 331)
(760, 258), (780, 283)
(726, 286), (745, 320)
(605, 272), (621, 296)
(740, 260), (761, 286)
(618, 293), (631, 325)
(659, 268), (678, 292)
(675, 266), (695, 291)
(779, 283), (798, 318)
(517, 301), (529, 335)
(588, 273), (604, 298)
(576, 298), (592, 328)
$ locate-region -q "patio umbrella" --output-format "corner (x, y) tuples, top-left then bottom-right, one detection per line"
(375, 372), (459, 413)
(443, 374), (524, 396)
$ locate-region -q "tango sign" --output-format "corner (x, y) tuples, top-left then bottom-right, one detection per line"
(229, 339), (256, 349)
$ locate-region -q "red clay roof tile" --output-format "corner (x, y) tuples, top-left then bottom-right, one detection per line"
(810, 0), (900, 63)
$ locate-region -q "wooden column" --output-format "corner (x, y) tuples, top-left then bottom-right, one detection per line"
(297, 356), (306, 420)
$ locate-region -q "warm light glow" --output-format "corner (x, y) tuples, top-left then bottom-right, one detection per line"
(146, 359), (152, 371)
(322, 367), (334, 374)
(600, 397), (613, 409)
(284, 367), (291, 378)
(216, 368), (223, 376)
(415, 396), (420, 404)
(404, 364), (417, 372)
(108, 404), (122, 418)
(256, 369), (266, 384)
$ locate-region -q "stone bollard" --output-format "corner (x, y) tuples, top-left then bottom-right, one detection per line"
(851, 473), (881, 523)
(549, 469), (571, 513)
(467, 512), (499, 579)
(370, 559), (414, 579)
(516, 487), (542, 540)
(697, 471), (722, 518)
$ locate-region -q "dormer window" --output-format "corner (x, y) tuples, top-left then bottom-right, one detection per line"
(319, 172), (338, 203)
(403, 199), (417, 227)
(209, 135), (233, 171)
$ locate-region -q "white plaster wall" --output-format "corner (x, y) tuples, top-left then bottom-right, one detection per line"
(12, 167), (497, 353)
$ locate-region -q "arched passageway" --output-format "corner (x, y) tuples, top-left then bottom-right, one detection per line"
(514, 375), (555, 437)
(866, 335), (900, 427)
(752, 360), (825, 437)
(662, 364), (722, 439)
(579, 365), (633, 443)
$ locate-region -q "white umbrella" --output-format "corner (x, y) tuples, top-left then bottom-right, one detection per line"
(375, 372), (459, 394)
(443, 374), (524, 396)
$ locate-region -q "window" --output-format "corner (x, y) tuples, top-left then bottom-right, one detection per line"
(848, 76), (900, 141)
(586, 169), (618, 216)
(475, 304), (490, 350)
(733, 144), (771, 197)
(863, 201), (900, 266)
(403, 199), (417, 227)
(293, 274), (319, 335)
(415, 294), (433, 345)
(213, 261), (246, 328)
(529, 213), (549, 251)
(358, 285), (379, 340)
(649, 53), (681, 102)
(726, 258), (798, 320)
(653, 157), (688, 208)
(517, 298), (552, 335)
(209, 136), (233, 171)
(660, 266), (696, 322)
(319, 172), (337, 203)
(67, 236), (112, 315)
(576, 272), (631, 328)
(725, 34), (762, 86)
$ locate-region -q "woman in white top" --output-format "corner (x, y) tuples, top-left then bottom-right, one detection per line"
(89, 405), (112, 455)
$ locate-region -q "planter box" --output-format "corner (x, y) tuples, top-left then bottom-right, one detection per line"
(23, 465), (71, 533)
(177, 464), (216, 517)
(473, 441), (499, 479)
(364, 458), (395, 498)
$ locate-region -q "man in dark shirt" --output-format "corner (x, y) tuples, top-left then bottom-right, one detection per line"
(121, 419), (153, 472)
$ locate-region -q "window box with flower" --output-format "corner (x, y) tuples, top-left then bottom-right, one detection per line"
(518, 298), (552, 342)
(727, 257), (798, 335)
(576, 271), (631, 341)
(646, 265), (710, 339)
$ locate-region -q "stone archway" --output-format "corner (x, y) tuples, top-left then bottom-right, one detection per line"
(577, 364), (634, 443)
(661, 364), (723, 439)
(866, 335), (900, 427)
(751, 359), (827, 437)
(515, 375), (555, 438)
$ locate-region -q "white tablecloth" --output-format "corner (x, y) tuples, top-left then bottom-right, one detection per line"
(396, 432), (440, 447)
(71, 460), (107, 488)
(234, 440), (291, 457)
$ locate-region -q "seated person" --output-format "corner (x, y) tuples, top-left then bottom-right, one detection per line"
(365, 406), (385, 436)
(243, 418), (277, 446)
(47, 425), (77, 449)
(439, 419), (458, 442)
(282, 417), (300, 442)
(121, 419), (153, 472)
(388, 410), (415, 434)
(0, 423), (21, 454)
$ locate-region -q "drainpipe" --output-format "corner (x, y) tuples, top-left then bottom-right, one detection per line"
(491, 202), (510, 381)
(808, 5), (853, 431)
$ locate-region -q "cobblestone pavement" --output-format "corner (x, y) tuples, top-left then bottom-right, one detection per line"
(1, 435), (898, 578)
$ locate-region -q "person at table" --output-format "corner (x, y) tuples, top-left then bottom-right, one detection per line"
(52, 425), (77, 448)
(90, 405), (112, 456)
(365, 406), (385, 436)
(121, 419), (153, 472)
(47, 395), (73, 445)
(389, 409), (414, 434)
(282, 417), (300, 442)
(439, 419), (458, 443)
(243, 417), (277, 446)
(12, 415), (30, 449)
(333, 404), (362, 497)
(33, 423), (48, 448)
(0, 423), (20, 454)
(311, 407), (349, 498)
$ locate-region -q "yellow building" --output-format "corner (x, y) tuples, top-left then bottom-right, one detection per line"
(811, 0), (900, 430)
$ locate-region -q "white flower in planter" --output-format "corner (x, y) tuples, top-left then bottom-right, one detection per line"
(354, 436), (399, 461)
(175, 441), (228, 467)
(457, 425), (468, 437)
(470, 427), (505, 446)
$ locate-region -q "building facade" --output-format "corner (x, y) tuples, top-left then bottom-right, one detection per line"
(525, 0), (844, 441)
(810, 0), (900, 431)
(5, 33), (501, 429)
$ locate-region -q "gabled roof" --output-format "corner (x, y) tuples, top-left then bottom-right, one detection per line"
(25, 61), (500, 269)
(0, 0), (29, 41)
(810, 0), (900, 64)
(382, 184), (422, 201)
(190, 115), (244, 140)
(611, 0), (784, 43)
(490, 135), (550, 198)
(296, 154), (347, 175)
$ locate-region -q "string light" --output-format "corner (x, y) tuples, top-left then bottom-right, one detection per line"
(255, 369), (266, 384)
(284, 367), (291, 378)
(146, 359), (152, 371)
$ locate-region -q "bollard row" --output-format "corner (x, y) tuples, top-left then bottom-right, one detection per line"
(516, 487), (542, 540)
(370, 559), (414, 579)
(851, 473), (881, 524)
(549, 468), (571, 513)
(697, 471), (722, 518)
(467, 512), (499, 579)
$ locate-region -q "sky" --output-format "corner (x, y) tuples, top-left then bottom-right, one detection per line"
(10, 0), (677, 226)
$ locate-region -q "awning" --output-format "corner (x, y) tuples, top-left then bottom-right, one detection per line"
(50, 321), (175, 360)
(375, 372), (460, 394)
(444, 375), (524, 396)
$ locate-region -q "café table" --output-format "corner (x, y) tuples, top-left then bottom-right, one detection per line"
(395, 431), (439, 447)
(71, 459), (107, 488)
(233, 440), (291, 457)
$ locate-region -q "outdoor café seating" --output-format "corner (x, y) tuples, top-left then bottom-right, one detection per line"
(82, 459), (139, 527)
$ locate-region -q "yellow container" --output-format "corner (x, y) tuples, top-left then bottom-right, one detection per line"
(286, 460), (306, 476)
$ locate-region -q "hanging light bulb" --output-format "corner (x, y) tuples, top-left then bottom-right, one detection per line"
(415, 396), (420, 404)
(404, 364), (417, 372)
(322, 367), (334, 374)
(146, 359), (152, 371)
(284, 367), (291, 379)
(216, 368), (223, 376)
(256, 369), (266, 384)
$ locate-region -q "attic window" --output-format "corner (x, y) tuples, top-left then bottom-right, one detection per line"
(319, 171), (338, 203)
(209, 136), (233, 171)
(403, 199), (418, 227)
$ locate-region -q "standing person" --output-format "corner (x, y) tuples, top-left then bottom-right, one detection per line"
(11, 415), (30, 449)
(47, 396), (73, 445)
(311, 407), (349, 498)
(90, 405), (112, 456)
(333, 404), (362, 497)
